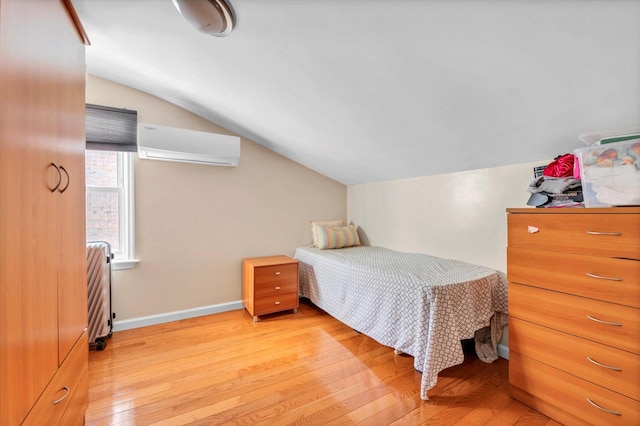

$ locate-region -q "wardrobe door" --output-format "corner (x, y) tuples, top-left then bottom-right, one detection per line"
(0, 0), (62, 423)
(56, 0), (88, 364)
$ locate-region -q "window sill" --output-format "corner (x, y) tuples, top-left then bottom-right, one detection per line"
(112, 259), (140, 271)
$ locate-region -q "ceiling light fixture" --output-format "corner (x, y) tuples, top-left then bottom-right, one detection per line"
(172, 0), (236, 37)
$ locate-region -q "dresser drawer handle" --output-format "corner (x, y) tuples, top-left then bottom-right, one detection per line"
(586, 315), (622, 327)
(274, 286), (281, 290)
(586, 272), (622, 281)
(586, 356), (622, 372)
(53, 386), (70, 405)
(586, 231), (622, 236)
(274, 301), (280, 305)
(586, 398), (622, 416)
(274, 271), (281, 275)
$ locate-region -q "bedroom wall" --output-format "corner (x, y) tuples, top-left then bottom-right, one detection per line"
(86, 75), (347, 326)
(347, 161), (546, 272)
(347, 160), (551, 352)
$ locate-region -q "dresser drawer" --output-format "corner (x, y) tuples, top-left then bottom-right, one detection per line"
(510, 318), (640, 400)
(254, 292), (299, 316)
(508, 212), (640, 259)
(509, 283), (640, 354)
(508, 247), (640, 308)
(510, 352), (640, 426)
(23, 331), (88, 426)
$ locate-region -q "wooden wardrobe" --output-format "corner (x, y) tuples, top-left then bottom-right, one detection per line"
(0, 0), (90, 424)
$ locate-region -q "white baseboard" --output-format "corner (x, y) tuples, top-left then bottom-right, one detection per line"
(112, 300), (244, 332)
(497, 343), (509, 360)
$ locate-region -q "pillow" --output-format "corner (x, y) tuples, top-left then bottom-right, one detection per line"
(314, 224), (361, 250)
(310, 219), (343, 247)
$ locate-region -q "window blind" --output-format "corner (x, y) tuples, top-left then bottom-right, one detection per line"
(86, 104), (138, 152)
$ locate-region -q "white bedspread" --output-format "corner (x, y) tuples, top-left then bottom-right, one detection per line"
(294, 245), (508, 400)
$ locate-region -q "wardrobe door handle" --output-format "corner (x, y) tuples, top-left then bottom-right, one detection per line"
(49, 163), (62, 192)
(58, 166), (70, 193)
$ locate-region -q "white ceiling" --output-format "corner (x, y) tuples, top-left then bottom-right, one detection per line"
(74, 0), (640, 185)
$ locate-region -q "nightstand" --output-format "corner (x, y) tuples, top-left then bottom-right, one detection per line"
(242, 255), (300, 322)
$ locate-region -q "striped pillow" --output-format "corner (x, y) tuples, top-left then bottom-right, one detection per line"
(310, 219), (343, 247)
(314, 224), (361, 250)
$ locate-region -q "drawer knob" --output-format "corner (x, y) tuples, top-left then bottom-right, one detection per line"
(586, 231), (622, 236)
(274, 271), (281, 275)
(274, 301), (280, 305)
(586, 356), (622, 372)
(275, 286), (280, 290)
(586, 398), (622, 416)
(586, 272), (622, 281)
(586, 315), (622, 327)
(53, 386), (70, 405)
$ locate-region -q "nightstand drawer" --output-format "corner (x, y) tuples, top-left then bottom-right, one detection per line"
(510, 318), (640, 400)
(510, 283), (640, 354)
(255, 278), (297, 298)
(508, 212), (640, 259)
(508, 247), (640, 308)
(254, 264), (298, 287)
(254, 292), (299, 316)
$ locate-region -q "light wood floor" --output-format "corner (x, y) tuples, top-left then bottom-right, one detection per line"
(86, 300), (559, 425)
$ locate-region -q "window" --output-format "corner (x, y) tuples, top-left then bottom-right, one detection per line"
(85, 103), (138, 269)
(85, 150), (137, 269)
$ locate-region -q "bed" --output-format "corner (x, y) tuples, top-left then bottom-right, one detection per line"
(294, 245), (508, 400)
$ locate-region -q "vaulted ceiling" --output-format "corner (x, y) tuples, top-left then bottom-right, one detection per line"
(74, 0), (639, 185)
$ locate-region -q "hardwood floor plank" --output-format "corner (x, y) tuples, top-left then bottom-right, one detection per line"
(114, 348), (387, 425)
(260, 355), (418, 425)
(88, 321), (356, 418)
(86, 300), (552, 425)
(211, 350), (404, 425)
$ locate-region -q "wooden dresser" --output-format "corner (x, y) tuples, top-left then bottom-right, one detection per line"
(506, 207), (640, 425)
(242, 256), (300, 322)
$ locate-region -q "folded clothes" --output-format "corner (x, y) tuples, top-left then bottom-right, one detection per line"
(528, 175), (582, 195)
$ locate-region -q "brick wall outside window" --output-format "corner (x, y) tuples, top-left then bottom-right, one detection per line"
(86, 150), (120, 252)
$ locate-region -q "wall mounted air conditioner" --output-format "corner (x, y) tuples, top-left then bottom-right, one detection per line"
(137, 123), (240, 166)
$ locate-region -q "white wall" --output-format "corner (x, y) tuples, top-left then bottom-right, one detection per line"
(87, 76), (347, 326)
(348, 161), (546, 272)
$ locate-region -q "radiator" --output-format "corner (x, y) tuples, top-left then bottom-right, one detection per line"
(87, 242), (112, 348)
